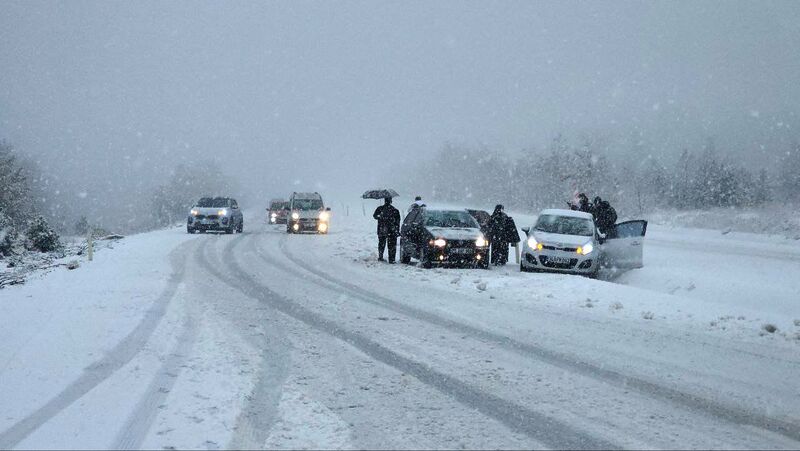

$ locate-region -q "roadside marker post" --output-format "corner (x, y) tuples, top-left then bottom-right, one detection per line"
(87, 232), (93, 262)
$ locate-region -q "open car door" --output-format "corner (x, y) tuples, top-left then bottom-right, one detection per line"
(600, 220), (648, 269)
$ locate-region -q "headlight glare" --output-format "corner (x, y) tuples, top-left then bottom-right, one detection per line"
(190, 209), (199, 216)
(218, 209), (227, 216)
(475, 236), (488, 247)
(578, 242), (594, 255)
(433, 238), (447, 247)
(291, 212), (300, 220)
(319, 211), (330, 221)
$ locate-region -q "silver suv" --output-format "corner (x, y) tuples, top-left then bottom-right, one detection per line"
(187, 197), (244, 234)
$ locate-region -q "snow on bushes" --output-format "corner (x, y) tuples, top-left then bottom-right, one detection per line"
(25, 216), (61, 253)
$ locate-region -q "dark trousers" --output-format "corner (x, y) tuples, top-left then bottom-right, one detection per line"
(491, 242), (509, 265)
(378, 235), (397, 262)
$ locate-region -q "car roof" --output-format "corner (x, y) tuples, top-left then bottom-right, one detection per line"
(539, 208), (593, 219)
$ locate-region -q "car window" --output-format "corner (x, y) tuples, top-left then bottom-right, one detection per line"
(534, 215), (594, 236)
(210, 198), (230, 208)
(424, 211), (479, 228)
(293, 199), (323, 210)
(196, 197), (214, 207)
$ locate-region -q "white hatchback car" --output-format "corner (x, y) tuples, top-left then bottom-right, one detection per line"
(520, 208), (647, 277)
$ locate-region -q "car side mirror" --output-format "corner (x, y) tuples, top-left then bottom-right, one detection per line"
(521, 227), (530, 235)
(326, 207), (331, 211)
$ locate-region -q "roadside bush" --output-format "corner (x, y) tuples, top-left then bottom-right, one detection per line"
(25, 216), (61, 253)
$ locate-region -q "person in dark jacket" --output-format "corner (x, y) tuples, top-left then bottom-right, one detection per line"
(488, 204), (518, 265)
(569, 193), (593, 214)
(592, 196), (617, 236)
(373, 197), (401, 263)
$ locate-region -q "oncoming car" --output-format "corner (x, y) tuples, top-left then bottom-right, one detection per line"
(399, 208), (489, 268)
(287, 192), (331, 234)
(520, 208), (647, 276)
(268, 199), (289, 224)
(187, 197), (244, 234)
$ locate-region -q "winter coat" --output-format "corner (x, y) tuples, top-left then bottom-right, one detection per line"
(488, 211), (516, 243)
(593, 201), (617, 234)
(503, 216), (521, 244)
(373, 204), (401, 237)
(570, 199), (593, 214)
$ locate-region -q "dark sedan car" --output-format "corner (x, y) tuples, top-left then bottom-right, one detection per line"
(399, 208), (489, 268)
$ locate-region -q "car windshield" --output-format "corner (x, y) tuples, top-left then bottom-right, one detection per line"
(196, 198), (230, 208)
(270, 201), (288, 209)
(294, 199), (323, 210)
(424, 211), (479, 228)
(534, 215), (594, 236)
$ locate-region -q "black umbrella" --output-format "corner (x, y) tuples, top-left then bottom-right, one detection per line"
(362, 189), (400, 199)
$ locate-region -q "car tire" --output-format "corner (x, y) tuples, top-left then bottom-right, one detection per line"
(237, 220), (244, 233)
(478, 259), (489, 270)
(225, 225), (234, 234)
(187, 226), (194, 234)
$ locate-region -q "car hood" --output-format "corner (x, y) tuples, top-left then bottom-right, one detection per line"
(533, 231), (593, 247)
(426, 227), (482, 241)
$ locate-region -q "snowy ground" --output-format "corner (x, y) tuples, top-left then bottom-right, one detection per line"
(0, 208), (798, 449)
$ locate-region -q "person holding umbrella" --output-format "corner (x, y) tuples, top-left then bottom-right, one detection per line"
(372, 196), (401, 263)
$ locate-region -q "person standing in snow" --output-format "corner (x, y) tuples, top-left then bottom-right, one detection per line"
(407, 195), (425, 213)
(592, 196), (617, 236)
(373, 197), (401, 263)
(488, 204), (515, 265)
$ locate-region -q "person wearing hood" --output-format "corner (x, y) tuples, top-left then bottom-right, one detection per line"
(569, 193), (593, 214)
(407, 196), (425, 213)
(373, 197), (401, 263)
(592, 196), (617, 236)
(488, 204), (519, 265)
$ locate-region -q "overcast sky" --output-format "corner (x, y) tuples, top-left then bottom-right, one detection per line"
(2, 1), (799, 204)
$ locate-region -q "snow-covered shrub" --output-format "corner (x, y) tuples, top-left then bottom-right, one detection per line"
(761, 323), (778, 334)
(25, 216), (61, 253)
(0, 211), (19, 257)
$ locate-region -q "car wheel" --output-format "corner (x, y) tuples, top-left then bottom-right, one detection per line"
(187, 226), (194, 234)
(225, 225), (234, 234)
(198, 229), (206, 234)
(478, 259), (489, 270)
(237, 221), (244, 233)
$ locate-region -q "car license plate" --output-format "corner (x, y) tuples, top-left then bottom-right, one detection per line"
(451, 248), (472, 255)
(550, 256), (570, 264)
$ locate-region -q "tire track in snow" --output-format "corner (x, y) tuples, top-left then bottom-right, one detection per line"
(112, 314), (197, 450)
(210, 232), (616, 450)
(0, 240), (195, 449)
(193, 236), (291, 450)
(274, 233), (800, 444)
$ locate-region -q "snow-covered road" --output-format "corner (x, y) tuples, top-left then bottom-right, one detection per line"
(1, 212), (798, 449)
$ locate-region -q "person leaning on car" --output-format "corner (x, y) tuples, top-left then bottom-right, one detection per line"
(373, 197), (401, 263)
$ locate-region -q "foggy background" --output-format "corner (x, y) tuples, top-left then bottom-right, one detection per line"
(1, 1), (799, 233)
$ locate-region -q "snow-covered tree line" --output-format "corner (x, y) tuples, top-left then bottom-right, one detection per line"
(405, 136), (799, 216)
(0, 141), (60, 257)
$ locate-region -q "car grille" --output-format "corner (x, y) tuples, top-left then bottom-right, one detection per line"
(542, 245), (578, 252)
(539, 256), (578, 269)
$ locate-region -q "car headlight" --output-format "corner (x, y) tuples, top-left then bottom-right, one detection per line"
(291, 212), (300, 220)
(190, 209), (199, 216)
(527, 236), (543, 250)
(577, 242), (594, 255)
(270, 212), (277, 218)
(433, 238), (447, 247)
(475, 235), (487, 247)
(319, 211), (330, 221)
(218, 209), (227, 216)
